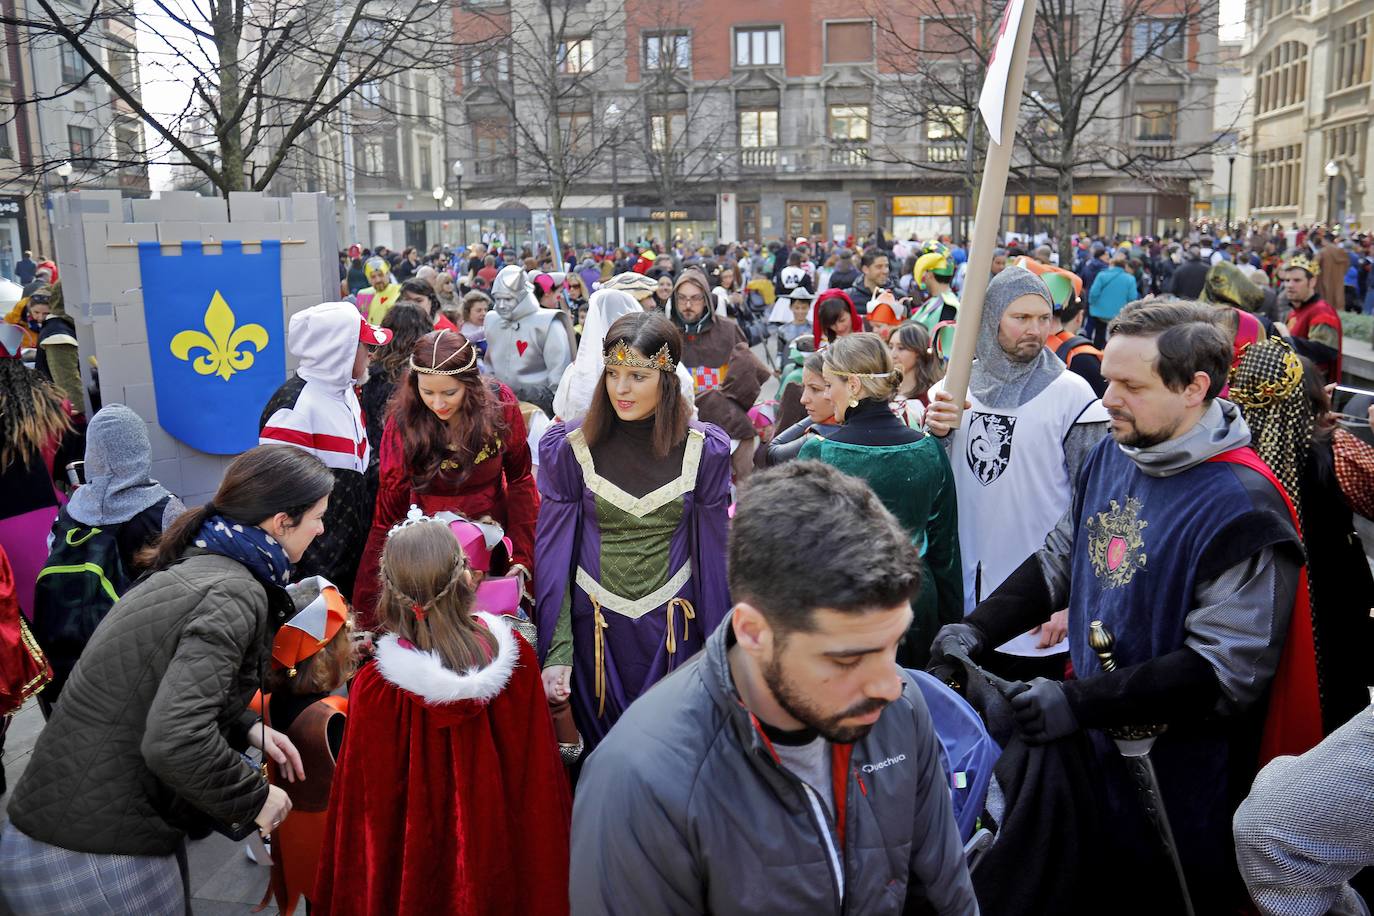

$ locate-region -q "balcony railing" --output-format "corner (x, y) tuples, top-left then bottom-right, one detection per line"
(470, 157), (514, 180)
(829, 145), (870, 167)
(740, 148), (778, 168)
(925, 141), (966, 163)
(1132, 139), (1176, 160)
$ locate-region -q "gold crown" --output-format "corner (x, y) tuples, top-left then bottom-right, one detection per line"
(605, 339), (676, 374)
(1281, 252), (1319, 277)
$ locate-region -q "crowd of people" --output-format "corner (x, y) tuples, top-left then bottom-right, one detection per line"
(0, 217), (1371, 915)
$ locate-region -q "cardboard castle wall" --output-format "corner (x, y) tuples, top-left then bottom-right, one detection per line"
(52, 190), (341, 506)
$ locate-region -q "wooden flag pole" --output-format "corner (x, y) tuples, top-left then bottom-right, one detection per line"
(939, 0), (1039, 418)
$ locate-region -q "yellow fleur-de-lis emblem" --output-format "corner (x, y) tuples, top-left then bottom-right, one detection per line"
(170, 291), (269, 381)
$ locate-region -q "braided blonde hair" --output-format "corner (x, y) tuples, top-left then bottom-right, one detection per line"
(378, 520), (495, 671)
(822, 332), (903, 403)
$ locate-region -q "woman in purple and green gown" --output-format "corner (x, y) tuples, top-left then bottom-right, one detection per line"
(535, 312), (731, 751)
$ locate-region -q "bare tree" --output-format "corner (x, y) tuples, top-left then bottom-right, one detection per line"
(460, 0), (627, 227)
(870, 0), (1231, 241)
(617, 14), (732, 244)
(1, 0), (475, 197)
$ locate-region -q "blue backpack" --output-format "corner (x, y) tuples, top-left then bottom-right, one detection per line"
(905, 668), (1001, 842)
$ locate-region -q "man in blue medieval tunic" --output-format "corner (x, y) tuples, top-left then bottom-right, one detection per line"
(931, 301), (1319, 913)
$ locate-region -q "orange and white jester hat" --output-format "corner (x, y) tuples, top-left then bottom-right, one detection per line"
(274, 576), (349, 676)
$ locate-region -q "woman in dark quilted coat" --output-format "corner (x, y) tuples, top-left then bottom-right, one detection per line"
(0, 445), (334, 915)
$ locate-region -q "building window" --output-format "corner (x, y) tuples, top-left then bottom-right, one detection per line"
(1255, 41), (1308, 114)
(1133, 101), (1177, 140)
(115, 123), (139, 160)
(67, 124), (96, 164)
(0, 117), (12, 160)
(1332, 18), (1370, 92)
(60, 43), (88, 83)
(417, 138), (433, 189)
(1324, 120), (1369, 167)
(557, 38), (593, 74)
(650, 112), (686, 151)
(467, 47), (510, 84)
(645, 32), (690, 71)
(107, 43), (136, 92)
(361, 138), (383, 174)
(472, 119), (509, 163)
(927, 106), (966, 141)
(825, 21), (873, 64)
(560, 112), (593, 154)
(1132, 18), (1185, 61)
(829, 104), (870, 141)
(359, 81), (382, 108)
(1259, 0), (1311, 18)
(735, 27), (781, 67)
(1251, 144), (1302, 210)
(738, 109), (778, 147)
(919, 16), (975, 55)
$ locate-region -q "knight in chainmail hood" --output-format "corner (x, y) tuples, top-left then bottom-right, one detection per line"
(928, 265), (1109, 612)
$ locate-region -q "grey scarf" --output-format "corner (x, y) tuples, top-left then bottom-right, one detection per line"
(968, 265), (1064, 409)
(66, 404), (174, 527)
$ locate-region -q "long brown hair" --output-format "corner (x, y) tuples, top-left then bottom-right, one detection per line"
(371, 303), (432, 381)
(582, 312), (691, 458)
(139, 444), (334, 571)
(0, 359), (70, 469)
(391, 329), (506, 490)
(891, 321), (944, 400)
(378, 519), (496, 670)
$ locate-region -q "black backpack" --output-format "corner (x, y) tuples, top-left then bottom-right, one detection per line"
(32, 508), (131, 703)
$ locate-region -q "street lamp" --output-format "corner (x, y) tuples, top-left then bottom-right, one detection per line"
(452, 159), (465, 243)
(1224, 142), (1238, 233)
(1325, 159), (1340, 226)
(55, 160), (73, 191)
(443, 195), (454, 208)
(605, 103), (623, 247)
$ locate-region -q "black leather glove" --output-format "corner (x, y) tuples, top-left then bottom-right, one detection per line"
(1009, 677), (1079, 744)
(927, 622), (986, 683)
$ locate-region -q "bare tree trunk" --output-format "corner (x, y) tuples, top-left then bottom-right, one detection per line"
(213, 1), (246, 195)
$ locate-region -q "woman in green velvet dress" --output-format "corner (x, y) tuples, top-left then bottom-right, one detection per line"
(798, 332), (962, 668)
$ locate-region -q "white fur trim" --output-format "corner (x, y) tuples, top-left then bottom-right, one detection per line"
(373, 612), (518, 704)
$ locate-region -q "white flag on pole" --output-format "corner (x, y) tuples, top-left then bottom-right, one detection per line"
(978, 0), (1027, 147)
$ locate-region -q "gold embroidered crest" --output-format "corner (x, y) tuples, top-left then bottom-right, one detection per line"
(1085, 496), (1148, 588)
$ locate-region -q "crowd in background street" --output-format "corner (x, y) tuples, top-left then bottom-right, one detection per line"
(0, 212), (1371, 915)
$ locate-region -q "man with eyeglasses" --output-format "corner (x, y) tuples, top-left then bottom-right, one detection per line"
(669, 267), (771, 478)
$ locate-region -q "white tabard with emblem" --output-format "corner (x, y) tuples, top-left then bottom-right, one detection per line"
(933, 370), (1108, 613)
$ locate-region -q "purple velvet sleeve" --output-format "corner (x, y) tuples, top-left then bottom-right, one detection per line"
(688, 422), (733, 635)
(533, 421), (584, 664)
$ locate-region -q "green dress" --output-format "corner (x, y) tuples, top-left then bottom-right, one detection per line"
(797, 433), (962, 668)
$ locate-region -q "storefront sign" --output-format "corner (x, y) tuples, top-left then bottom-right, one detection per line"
(649, 210), (690, 221)
(1013, 194), (1100, 215)
(0, 197), (22, 217)
(892, 195), (954, 216)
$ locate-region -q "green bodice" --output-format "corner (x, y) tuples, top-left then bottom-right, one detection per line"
(593, 494), (684, 600)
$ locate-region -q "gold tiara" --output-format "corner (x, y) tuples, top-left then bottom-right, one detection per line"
(1281, 253), (1319, 277)
(605, 339), (676, 374)
(410, 329), (478, 376)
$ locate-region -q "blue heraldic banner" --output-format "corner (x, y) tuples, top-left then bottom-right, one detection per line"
(138, 240), (285, 455)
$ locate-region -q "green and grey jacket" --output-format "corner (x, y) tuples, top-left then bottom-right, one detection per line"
(8, 550), (289, 855)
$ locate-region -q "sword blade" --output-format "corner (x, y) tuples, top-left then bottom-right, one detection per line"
(1116, 743), (1196, 916)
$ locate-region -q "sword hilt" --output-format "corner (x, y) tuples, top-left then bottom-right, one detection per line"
(1088, 620), (1117, 672)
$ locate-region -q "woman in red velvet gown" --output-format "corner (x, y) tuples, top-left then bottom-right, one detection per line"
(313, 518), (570, 915)
(353, 329), (538, 628)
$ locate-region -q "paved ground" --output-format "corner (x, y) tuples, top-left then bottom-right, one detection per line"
(1, 699), (278, 915)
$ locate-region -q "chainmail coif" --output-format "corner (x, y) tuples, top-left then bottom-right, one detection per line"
(1228, 337), (1311, 528)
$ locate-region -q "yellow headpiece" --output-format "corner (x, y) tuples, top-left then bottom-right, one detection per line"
(1281, 252), (1319, 277)
(604, 339), (676, 374)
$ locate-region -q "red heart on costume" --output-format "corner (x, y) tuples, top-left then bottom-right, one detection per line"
(516, 340), (529, 356)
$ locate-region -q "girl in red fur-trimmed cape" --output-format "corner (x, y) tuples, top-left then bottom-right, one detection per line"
(312, 517), (570, 915)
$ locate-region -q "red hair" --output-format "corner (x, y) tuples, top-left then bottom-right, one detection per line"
(391, 330), (506, 490)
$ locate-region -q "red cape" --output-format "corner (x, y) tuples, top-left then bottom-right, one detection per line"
(312, 622), (571, 915)
(1208, 447), (1322, 764)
